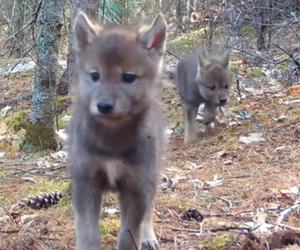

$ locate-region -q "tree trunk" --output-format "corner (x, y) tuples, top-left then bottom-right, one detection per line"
(25, 0), (64, 151)
(186, 0), (194, 18)
(252, 0), (269, 51)
(56, 0), (100, 96)
(10, 0), (25, 58)
(176, 0), (183, 25)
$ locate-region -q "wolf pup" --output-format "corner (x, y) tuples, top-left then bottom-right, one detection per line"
(69, 11), (167, 250)
(175, 48), (231, 144)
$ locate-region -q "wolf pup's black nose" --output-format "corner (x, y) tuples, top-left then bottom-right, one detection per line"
(219, 99), (227, 105)
(97, 102), (113, 114)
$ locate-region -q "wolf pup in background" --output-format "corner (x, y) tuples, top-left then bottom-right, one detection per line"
(69, 11), (167, 250)
(175, 48), (231, 144)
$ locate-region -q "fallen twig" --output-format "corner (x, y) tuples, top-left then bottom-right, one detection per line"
(127, 229), (138, 250)
(276, 201), (300, 228)
(224, 45), (268, 62)
(210, 225), (254, 233)
(0, 229), (20, 234)
(0, 92), (32, 108)
(273, 42), (300, 71)
(166, 49), (182, 60)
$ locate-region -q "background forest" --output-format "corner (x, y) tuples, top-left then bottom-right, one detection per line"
(1, 0), (300, 249)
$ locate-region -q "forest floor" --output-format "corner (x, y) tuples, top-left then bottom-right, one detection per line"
(0, 53), (300, 250)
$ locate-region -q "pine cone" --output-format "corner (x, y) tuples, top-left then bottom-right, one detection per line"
(19, 191), (64, 210)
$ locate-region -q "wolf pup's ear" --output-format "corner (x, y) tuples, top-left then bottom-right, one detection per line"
(198, 48), (210, 68)
(73, 11), (101, 51)
(138, 13), (167, 55)
(221, 52), (230, 68)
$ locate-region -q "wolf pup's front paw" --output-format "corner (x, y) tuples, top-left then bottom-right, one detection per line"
(142, 226), (159, 249)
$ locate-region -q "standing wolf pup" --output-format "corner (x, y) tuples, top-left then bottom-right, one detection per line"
(69, 11), (167, 250)
(176, 48), (231, 144)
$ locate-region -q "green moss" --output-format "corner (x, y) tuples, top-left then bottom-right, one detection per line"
(275, 54), (291, 62)
(168, 28), (206, 54)
(239, 25), (255, 36)
(0, 195), (8, 205)
(58, 195), (71, 209)
(57, 116), (68, 129)
(22, 122), (58, 151)
(287, 105), (300, 123)
(205, 234), (232, 249)
(100, 216), (120, 240)
(5, 110), (29, 131)
(246, 67), (265, 79)
(6, 110), (60, 151)
(229, 63), (239, 75)
(225, 133), (238, 145)
(274, 63), (289, 73)
(28, 178), (70, 195)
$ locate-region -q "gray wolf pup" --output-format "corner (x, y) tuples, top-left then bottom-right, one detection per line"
(69, 11), (167, 250)
(175, 48), (231, 144)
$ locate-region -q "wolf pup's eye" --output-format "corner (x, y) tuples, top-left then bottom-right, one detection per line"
(210, 85), (216, 90)
(224, 84), (229, 89)
(122, 73), (137, 84)
(90, 71), (100, 82)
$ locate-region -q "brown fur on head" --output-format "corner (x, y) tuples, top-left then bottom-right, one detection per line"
(73, 12), (167, 125)
(197, 48), (231, 106)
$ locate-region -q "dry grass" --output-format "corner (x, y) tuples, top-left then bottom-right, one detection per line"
(0, 66), (300, 249)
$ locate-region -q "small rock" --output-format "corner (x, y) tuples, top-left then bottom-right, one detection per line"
(223, 159), (233, 165)
(102, 207), (120, 217)
(239, 133), (265, 144)
(0, 151), (5, 158)
(1, 106), (11, 117)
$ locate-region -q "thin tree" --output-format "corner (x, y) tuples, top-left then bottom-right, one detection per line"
(10, 0), (25, 57)
(24, 0), (64, 150)
(56, 0), (100, 96)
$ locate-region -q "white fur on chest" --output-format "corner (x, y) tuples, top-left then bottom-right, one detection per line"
(196, 64), (201, 81)
(104, 159), (124, 188)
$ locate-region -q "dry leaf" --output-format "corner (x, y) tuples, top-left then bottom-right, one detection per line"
(286, 85), (300, 95)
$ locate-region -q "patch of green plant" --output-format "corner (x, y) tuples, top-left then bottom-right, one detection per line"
(287, 105), (300, 123)
(0, 195), (8, 205)
(168, 28), (206, 54)
(224, 132), (238, 145)
(229, 63), (239, 75)
(100, 216), (120, 240)
(5, 110), (28, 132)
(239, 24), (255, 36)
(274, 63), (289, 73)
(22, 122), (58, 151)
(205, 234), (232, 249)
(28, 178), (70, 196)
(56, 116), (69, 130)
(58, 195), (71, 208)
(246, 66), (265, 79)
(275, 53), (291, 62)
